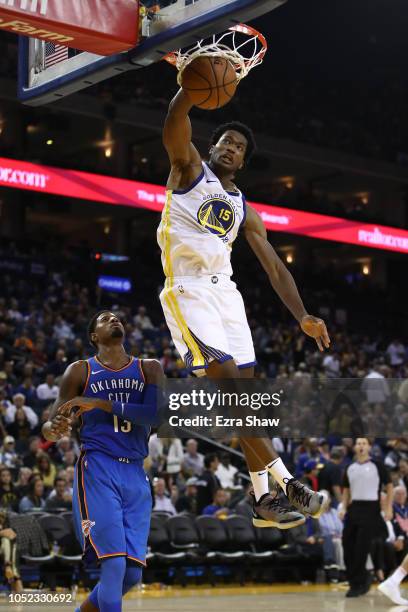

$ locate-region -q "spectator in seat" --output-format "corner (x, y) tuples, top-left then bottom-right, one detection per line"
(31, 340), (48, 369)
(0, 468), (19, 512)
(45, 477), (72, 511)
(52, 436), (74, 465)
(2, 362), (17, 391)
(13, 328), (34, 353)
(202, 488), (230, 518)
(399, 459), (408, 491)
(0, 436), (20, 469)
(362, 364), (390, 406)
(301, 460), (322, 492)
(216, 452), (238, 489)
(14, 467), (33, 499)
(0, 372), (13, 409)
(47, 349), (68, 378)
(182, 439), (204, 477)
(33, 453), (57, 489)
(5, 394), (38, 429)
(152, 478), (176, 515)
(393, 487), (408, 535)
(61, 449), (76, 469)
(386, 339), (406, 368)
(19, 477), (46, 512)
(23, 437), (41, 469)
(318, 493), (345, 580)
(64, 466), (75, 493)
(133, 305), (155, 331)
(53, 316), (74, 342)
(164, 437), (184, 484)
(36, 374), (59, 402)
(14, 377), (37, 409)
(323, 351), (341, 378)
(371, 492), (407, 582)
(318, 446), (344, 506)
(0, 510), (22, 592)
(196, 453), (220, 514)
(295, 438), (322, 478)
(385, 439), (408, 471)
(6, 409), (34, 450)
(175, 477), (198, 514)
(234, 484), (254, 521)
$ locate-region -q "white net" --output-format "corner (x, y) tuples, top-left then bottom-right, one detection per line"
(164, 24), (267, 83)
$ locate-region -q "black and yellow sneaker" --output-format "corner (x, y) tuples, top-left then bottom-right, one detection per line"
(251, 491), (306, 529)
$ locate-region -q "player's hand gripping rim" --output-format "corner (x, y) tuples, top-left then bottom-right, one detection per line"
(300, 315), (330, 351)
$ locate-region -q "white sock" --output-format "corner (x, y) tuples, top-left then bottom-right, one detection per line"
(249, 470), (269, 502)
(266, 458), (294, 495)
(390, 566), (408, 586)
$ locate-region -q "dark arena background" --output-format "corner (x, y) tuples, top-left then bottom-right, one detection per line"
(0, 0), (407, 610)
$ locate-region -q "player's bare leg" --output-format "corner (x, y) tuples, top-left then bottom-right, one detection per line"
(378, 553), (408, 605)
(207, 359), (327, 526)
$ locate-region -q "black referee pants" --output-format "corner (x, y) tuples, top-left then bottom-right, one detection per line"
(342, 501), (386, 589)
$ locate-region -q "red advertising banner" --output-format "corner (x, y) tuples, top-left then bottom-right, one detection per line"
(0, 0), (138, 55)
(1, 156), (407, 254)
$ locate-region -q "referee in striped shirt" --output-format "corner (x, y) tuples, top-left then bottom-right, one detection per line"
(341, 437), (393, 598)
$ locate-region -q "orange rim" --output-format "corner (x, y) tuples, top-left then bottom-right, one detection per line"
(163, 23), (267, 68)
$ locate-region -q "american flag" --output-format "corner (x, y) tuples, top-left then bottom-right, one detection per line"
(44, 42), (69, 68)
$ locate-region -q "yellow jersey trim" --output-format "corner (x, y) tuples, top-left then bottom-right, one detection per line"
(161, 190), (205, 368)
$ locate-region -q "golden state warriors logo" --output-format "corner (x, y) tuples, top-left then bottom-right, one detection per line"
(197, 199), (235, 237)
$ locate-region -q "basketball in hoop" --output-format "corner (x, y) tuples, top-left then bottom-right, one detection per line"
(163, 24), (267, 110)
(163, 23), (267, 84)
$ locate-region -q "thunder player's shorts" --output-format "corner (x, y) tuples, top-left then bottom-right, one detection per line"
(73, 451), (152, 566)
(160, 274), (256, 376)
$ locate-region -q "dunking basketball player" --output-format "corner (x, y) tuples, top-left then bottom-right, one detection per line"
(158, 85), (331, 527)
(42, 311), (162, 612)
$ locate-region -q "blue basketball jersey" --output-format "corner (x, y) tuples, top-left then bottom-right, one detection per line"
(80, 356), (149, 460)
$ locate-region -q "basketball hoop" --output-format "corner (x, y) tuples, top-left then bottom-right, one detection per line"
(163, 23), (267, 85)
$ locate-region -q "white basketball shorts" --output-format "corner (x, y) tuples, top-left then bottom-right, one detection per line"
(159, 274), (256, 376)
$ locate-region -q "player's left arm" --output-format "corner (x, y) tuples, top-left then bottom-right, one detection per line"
(244, 204), (330, 351)
(57, 359), (165, 425)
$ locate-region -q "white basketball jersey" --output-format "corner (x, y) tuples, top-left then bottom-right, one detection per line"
(157, 162), (246, 279)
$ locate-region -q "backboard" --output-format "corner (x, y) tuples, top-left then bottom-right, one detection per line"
(18, 0), (286, 106)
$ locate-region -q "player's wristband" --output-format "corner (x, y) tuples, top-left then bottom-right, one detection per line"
(111, 384), (161, 426)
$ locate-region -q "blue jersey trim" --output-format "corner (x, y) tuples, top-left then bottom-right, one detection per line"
(172, 168), (205, 195)
(237, 360), (257, 369)
(239, 194), (247, 232)
(94, 355), (134, 372)
(188, 364), (209, 372)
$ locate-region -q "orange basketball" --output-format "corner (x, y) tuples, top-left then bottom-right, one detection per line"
(180, 56), (238, 110)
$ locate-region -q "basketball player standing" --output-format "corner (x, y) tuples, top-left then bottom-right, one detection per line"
(158, 83), (331, 527)
(43, 311), (162, 612)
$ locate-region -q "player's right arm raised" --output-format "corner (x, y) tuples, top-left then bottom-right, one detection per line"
(42, 361), (87, 442)
(163, 89), (202, 189)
